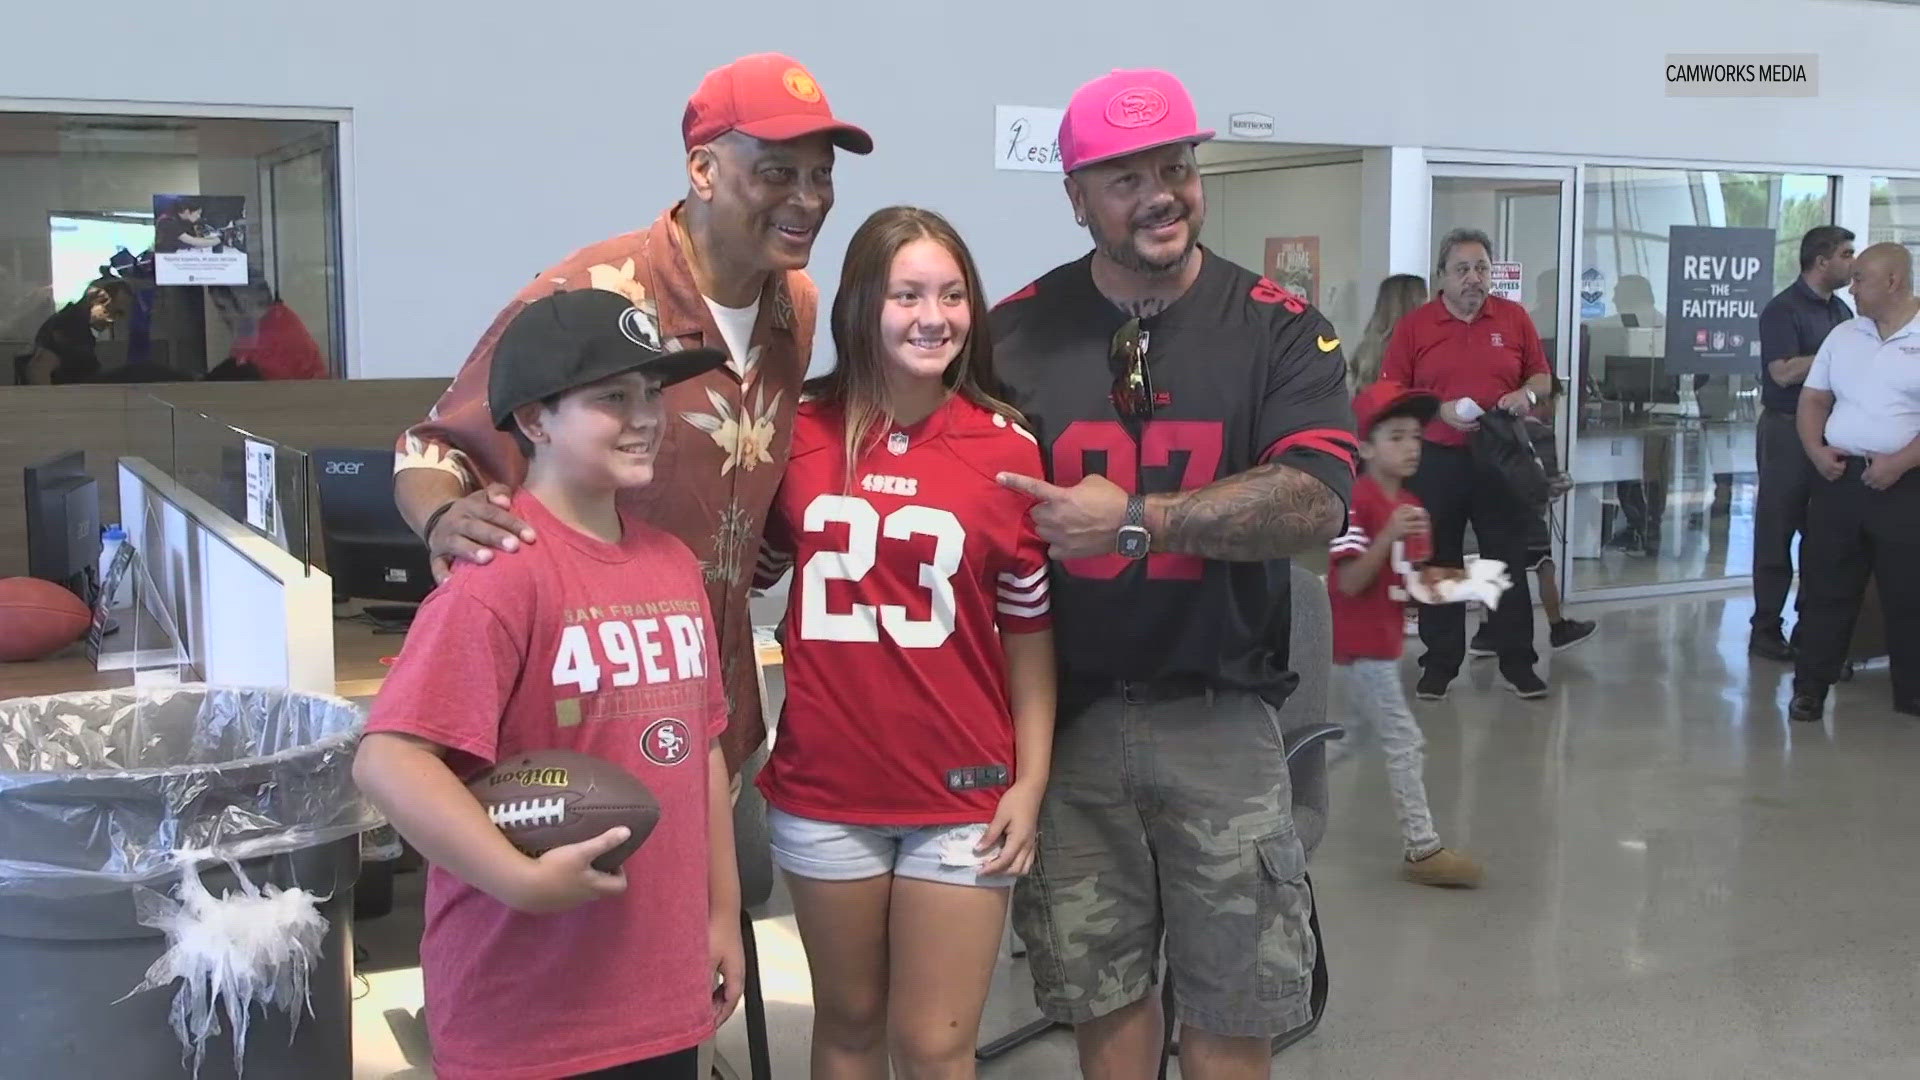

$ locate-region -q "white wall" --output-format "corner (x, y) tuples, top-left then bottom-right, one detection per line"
(6, 0), (1916, 380)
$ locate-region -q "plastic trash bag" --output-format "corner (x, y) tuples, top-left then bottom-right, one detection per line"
(124, 856), (331, 1078)
(0, 685), (378, 899)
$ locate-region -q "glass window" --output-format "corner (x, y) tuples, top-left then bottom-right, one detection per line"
(1569, 167), (1834, 594)
(1, 111), (343, 387)
(1870, 176), (1920, 260)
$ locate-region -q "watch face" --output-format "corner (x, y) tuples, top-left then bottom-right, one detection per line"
(1117, 526), (1150, 560)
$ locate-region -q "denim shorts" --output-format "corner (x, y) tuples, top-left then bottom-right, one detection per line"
(767, 806), (1016, 889)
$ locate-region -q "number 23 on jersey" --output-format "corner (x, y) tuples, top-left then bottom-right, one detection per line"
(798, 494), (965, 649)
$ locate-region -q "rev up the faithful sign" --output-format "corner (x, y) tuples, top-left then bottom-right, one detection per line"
(1663, 225), (1776, 376)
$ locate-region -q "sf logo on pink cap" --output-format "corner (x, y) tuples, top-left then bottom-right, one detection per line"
(1106, 87), (1170, 128)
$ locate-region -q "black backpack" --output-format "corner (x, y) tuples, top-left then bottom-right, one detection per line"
(1472, 411), (1552, 506)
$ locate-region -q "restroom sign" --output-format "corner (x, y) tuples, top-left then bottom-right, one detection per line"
(1490, 262), (1523, 303)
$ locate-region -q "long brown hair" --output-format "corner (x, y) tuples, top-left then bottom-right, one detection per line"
(1349, 273), (1429, 393)
(818, 206), (1024, 485)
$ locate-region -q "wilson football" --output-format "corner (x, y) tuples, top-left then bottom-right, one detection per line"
(467, 749), (660, 873)
(0, 577), (93, 663)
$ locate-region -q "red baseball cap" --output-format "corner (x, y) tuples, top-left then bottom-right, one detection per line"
(683, 54), (873, 154)
(1353, 380), (1439, 436)
(1059, 69), (1214, 173)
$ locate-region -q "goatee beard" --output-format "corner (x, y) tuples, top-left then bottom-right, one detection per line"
(1091, 216), (1196, 278)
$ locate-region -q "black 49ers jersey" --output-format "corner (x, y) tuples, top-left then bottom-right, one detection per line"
(753, 394), (1052, 824)
(990, 249), (1356, 701)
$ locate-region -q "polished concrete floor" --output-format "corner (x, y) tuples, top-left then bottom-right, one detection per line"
(354, 592), (1920, 1078)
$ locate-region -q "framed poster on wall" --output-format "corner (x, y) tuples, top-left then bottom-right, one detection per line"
(153, 194), (248, 286)
(1264, 236), (1319, 305)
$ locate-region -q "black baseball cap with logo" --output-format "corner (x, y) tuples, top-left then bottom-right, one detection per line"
(490, 289), (728, 431)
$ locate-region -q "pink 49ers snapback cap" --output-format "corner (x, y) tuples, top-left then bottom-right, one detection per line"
(1058, 69), (1215, 173)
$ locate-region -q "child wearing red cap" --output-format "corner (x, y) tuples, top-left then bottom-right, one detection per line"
(1329, 380), (1484, 888)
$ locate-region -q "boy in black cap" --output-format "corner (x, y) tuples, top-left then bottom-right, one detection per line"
(356, 289), (742, 1080)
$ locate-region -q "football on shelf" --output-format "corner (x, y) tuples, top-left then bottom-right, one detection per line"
(467, 749), (660, 873)
(0, 577), (92, 663)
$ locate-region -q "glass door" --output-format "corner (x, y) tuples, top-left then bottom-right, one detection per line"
(1568, 167), (1836, 597)
(1426, 163), (1578, 578)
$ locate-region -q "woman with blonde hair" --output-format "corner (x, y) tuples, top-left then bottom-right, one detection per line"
(1350, 273), (1429, 392)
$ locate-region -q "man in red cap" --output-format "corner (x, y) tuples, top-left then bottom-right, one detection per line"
(993, 69), (1356, 1079)
(392, 53), (870, 776)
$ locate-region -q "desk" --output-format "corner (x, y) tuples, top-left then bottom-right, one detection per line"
(0, 605), (397, 702)
(1567, 420), (1757, 560)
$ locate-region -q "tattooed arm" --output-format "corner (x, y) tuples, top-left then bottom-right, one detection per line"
(1142, 463), (1345, 561)
(1136, 294), (1358, 563)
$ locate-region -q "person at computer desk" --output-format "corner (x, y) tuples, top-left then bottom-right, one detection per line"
(1383, 227), (1553, 701)
(154, 201), (223, 254)
(389, 53), (870, 775)
(22, 278), (132, 384)
(1599, 274), (1673, 557)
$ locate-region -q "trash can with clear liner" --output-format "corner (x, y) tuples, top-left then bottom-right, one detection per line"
(0, 686), (378, 1079)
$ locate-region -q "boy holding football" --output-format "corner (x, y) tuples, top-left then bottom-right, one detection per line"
(354, 289), (743, 1080)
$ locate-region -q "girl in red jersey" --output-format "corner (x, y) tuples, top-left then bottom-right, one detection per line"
(754, 206), (1056, 1078)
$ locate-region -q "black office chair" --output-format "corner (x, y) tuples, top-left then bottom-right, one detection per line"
(979, 562), (1342, 1066)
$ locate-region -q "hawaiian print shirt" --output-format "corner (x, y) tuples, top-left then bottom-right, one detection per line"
(395, 203), (812, 772)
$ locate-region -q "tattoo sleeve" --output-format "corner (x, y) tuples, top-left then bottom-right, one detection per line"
(1145, 462), (1344, 561)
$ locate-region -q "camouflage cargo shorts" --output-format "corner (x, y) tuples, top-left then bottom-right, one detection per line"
(1011, 687), (1317, 1038)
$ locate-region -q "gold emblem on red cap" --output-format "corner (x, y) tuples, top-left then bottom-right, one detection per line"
(783, 67), (822, 103)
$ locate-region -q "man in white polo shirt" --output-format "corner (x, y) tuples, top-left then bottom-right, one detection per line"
(1789, 242), (1920, 723)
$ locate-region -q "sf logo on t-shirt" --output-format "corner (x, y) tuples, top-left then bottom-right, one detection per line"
(643, 719), (692, 766)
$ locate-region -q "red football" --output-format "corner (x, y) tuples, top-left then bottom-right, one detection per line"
(0, 577), (92, 663)
(468, 749), (660, 873)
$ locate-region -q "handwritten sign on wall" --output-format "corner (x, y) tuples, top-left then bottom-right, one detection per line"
(995, 106), (1065, 172)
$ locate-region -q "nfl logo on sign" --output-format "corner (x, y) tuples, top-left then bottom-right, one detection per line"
(888, 431), (909, 456)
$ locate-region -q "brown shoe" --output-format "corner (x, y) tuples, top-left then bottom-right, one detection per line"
(1402, 847), (1484, 888)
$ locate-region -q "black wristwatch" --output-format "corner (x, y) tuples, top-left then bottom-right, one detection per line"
(1117, 494), (1151, 560)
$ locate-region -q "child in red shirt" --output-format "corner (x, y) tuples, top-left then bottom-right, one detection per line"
(354, 289), (742, 1080)
(1329, 380), (1484, 888)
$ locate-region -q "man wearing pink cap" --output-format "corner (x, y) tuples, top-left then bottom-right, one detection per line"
(393, 54), (870, 777)
(994, 69), (1356, 1078)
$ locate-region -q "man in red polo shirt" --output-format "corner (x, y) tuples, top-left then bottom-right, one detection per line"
(1383, 228), (1553, 701)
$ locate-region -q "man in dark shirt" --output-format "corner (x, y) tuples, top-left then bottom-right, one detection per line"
(154, 202), (219, 255)
(992, 68), (1355, 1079)
(1751, 225), (1854, 662)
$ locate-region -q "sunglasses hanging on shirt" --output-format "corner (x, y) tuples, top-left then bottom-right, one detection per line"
(1108, 317), (1156, 424)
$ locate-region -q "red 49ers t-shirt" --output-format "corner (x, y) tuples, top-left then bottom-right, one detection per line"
(754, 395), (1052, 824)
(1327, 474), (1421, 663)
(365, 491), (726, 1080)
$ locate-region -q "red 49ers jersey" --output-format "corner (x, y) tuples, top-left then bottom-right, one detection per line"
(754, 394), (1052, 824)
(1327, 474), (1422, 663)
